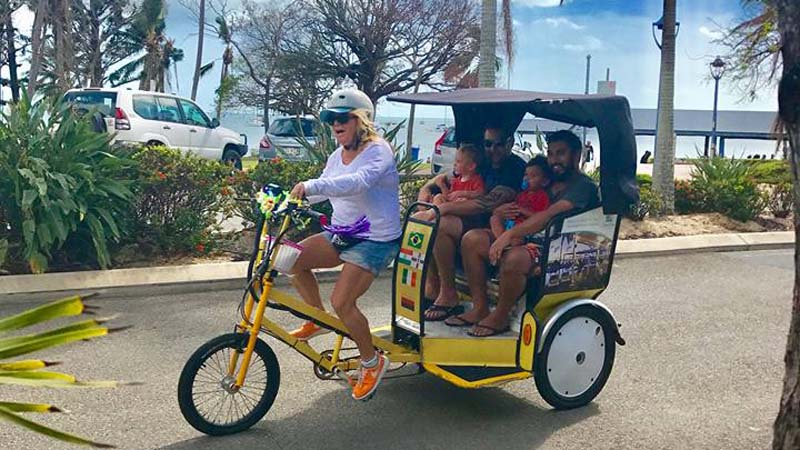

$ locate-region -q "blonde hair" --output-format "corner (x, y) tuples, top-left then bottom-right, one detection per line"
(349, 108), (380, 150)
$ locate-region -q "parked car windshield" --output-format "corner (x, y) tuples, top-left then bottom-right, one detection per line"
(268, 118), (318, 137)
(63, 91), (117, 116)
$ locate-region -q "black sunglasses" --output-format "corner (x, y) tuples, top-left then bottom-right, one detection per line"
(484, 138), (510, 148)
(322, 112), (353, 125)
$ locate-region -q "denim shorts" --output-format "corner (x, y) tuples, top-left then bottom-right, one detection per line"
(323, 232), (400, 277)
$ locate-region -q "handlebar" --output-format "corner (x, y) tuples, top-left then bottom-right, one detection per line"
(302, 207), (328, 226)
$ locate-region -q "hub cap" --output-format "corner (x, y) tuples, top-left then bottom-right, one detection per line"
(546, 317), (606, 398)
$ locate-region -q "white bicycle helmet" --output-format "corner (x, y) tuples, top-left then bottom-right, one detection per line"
(319, 88), (374, 123)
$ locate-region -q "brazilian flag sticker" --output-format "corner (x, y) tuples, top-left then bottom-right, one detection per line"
(408, 232), (424, 250)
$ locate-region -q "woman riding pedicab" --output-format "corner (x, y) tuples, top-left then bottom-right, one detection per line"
(288, 88), (401, 401)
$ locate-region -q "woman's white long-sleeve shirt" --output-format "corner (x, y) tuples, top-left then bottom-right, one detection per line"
(303, 139), (402, 242)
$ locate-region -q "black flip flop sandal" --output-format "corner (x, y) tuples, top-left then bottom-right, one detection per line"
(444, 314), (476, 327)
(467, 324), (511, 337)
(423, 304), (464, 322)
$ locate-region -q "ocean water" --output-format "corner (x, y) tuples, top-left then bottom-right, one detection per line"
(219, 111), (782, 161)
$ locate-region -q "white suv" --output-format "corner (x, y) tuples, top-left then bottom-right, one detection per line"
(64, 88), (248, 168)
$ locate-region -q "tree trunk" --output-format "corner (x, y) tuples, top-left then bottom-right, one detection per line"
(216, 48), (231, 119)
(26, 0), (46, 97)
(651, 0), (677, 214)
(263, 79), (270, 133)
(89, 6), (102, 87)
(772, 2), (800, 449)
(4, 9), (19, 102)
(52, 0), (74, 91)
(190, 0), (205, 100)
(478, 0), (497, 88)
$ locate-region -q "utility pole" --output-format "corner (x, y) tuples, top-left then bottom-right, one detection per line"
(582, 54), (591, 167)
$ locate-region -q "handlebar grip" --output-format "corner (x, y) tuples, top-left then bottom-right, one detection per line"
(303, 208), (328, 226)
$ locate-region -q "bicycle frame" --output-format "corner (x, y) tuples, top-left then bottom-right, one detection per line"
(227, 201), (420, 388)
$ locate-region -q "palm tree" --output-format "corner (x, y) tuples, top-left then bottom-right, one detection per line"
(190, 0), (205, 100)
(108, 0), (183, 92)
(477, 0), (562, 88)
(25, 0), (47, 96)
(1, 0), (22, 102)
(214, 15), (234, 118)
(477, 0), (498, 87)
(769, 3), (800, 449)
(651, 0), (677, 213)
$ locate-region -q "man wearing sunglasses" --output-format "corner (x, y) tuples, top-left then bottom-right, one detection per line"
(457, 130), (600, 337)
(416, 127), (526, 321)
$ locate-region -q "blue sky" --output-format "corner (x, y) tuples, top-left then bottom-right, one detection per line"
(6, 0), (778, 118)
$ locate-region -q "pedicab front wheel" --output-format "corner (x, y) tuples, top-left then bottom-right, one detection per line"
(534, 305), (615, 410)
(178, 333), (280, 435)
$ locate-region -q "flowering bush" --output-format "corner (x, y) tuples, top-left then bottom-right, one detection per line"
(121, 146), (233, 256)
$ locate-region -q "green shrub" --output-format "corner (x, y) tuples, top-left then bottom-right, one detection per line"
(587, 168), (600, 183)
(0, 94), (134, 273)
(688, 157), (766, 222)
(124, 146), (231, 255)
(767, 182), (793, 219)
(636, 173), (652, 188)
(627, 186), (663, 221)
(674, 180), (703, 214)
(747, 160), (791, 185)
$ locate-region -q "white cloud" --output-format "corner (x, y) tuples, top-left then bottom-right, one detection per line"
(514, 0), (566, 7)
(699, 26), (723, 40)
(561, 36), (605, 52)
(542, 17), (584, 30)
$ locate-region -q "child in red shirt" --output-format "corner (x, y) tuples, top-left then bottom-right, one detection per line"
(490, 155), (551, 248)
(433, 143), (485, 205)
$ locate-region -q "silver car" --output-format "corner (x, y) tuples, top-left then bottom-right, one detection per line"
(431, 127), (534, 175)
(258, 116), (319, 161)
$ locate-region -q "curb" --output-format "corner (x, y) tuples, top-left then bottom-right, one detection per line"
(0, 231), (793, 296)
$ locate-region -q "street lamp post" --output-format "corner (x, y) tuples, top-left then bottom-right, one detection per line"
(709, 56), (726, 158)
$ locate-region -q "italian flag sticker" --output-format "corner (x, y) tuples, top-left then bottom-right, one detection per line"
(401, 267), (417, 287)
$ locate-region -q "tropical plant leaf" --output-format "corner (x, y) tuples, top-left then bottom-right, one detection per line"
(0, 406), (115, 448)
(0, 376), (119, 388)
(0, 369), (76, 382)
(0, 295), (91, 333)
(0, 402), (63, 413)
(0, 359), (56, 371)
(0, 326), (108, 359)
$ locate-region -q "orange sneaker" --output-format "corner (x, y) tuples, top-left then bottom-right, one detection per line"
(289, 322), (331, 341)
(352, 353), (389, 401)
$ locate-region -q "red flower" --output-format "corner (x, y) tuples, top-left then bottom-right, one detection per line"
(155, 171), (166, 180)
(270, 156), (282, 164)
(195, 243), (206, 253)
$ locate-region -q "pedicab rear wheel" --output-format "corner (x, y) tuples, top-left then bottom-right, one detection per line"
(534, 305), (615, 410)
(178, 333), (280, 435)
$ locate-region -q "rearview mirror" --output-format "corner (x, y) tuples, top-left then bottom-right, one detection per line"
(211, 118), (220, 128)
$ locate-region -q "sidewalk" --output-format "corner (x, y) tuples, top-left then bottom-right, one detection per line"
(0, 231), (793, 295)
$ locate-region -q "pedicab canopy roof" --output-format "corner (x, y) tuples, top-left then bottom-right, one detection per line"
(387, 88), (639, 214)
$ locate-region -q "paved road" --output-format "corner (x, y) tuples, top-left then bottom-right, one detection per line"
(0, 250), (793, 450)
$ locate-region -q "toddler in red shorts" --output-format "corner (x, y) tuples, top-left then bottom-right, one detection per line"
(433, 143), (485, 205)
